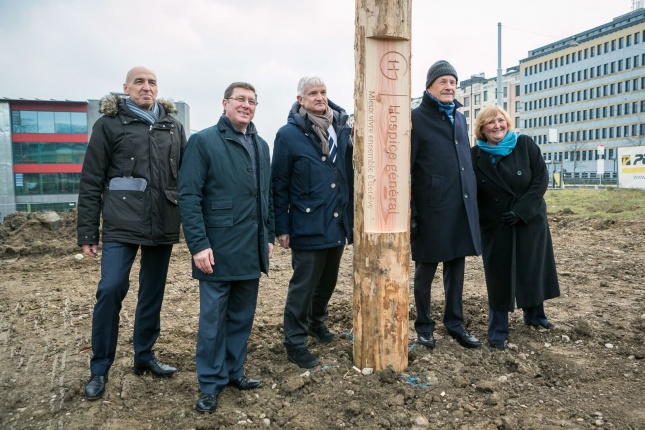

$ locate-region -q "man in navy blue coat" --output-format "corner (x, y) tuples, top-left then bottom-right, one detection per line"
(272, 76), (353, 368)
(410, 61), (482, 350)
(179, 82), (274, 413)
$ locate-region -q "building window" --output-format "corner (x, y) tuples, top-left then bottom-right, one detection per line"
(463, 96), (470, 107)
(12, 142), (87, 164)
(11, 110), (87, 134)
(515, 85), (520, 96)
(474, 94), (480, 105)
(14, 173), (82, 196)
(483, 90), (488, 102)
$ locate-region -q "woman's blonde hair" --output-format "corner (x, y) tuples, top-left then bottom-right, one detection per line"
(474, 105), (514, 141)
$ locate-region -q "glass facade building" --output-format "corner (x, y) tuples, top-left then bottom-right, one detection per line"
(0, 96), (190, 222)
(0, 100), (88, 220)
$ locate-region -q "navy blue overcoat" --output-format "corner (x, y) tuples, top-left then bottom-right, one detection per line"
(179, 116), (274, 281)
(410, 93), (481, 262)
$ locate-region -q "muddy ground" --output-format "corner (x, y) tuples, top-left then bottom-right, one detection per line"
(0, 207), (644, 430)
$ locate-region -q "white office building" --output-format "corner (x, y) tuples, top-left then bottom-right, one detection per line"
(520, 8), (645, 179)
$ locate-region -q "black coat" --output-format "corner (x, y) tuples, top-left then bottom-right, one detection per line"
(471, 134), (560, 311)
(410, 93), (481, 262)
(178, 116), (274, 281)
(77, 96), (186, 246)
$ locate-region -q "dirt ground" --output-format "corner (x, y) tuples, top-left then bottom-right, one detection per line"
(0, 207), (644, 430)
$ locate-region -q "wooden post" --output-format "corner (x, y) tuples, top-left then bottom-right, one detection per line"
(353, 0), (411, 372)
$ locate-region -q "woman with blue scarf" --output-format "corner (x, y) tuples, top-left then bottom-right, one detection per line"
(471, 105), (560, 351)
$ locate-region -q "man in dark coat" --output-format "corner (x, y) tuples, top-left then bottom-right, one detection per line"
(178, 82), (274, 414)
(77, 66), (187, 400)
(272, 76), (353, 369)
(410, 61), (482, 349)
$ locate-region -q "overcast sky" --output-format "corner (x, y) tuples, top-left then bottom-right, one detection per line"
(0, 0), (635, 141)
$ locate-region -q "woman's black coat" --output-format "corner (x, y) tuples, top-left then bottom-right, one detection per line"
(471, 134), (560, 311)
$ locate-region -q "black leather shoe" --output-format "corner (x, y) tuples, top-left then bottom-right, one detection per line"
(308, 325), (336, 343)
(134, 358), (177, 377)
(527, 320), (555, 330)
(489, 339), (508, 351)
(287, 347), (319, 368)
(229, 376), (262, 390)
(448, 330), (482, 349)
(195, 393), (217, 414)
(84, 374), (107, 400)
(416, 333), (436, 348)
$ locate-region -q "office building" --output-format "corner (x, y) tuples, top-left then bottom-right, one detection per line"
(520, 8), (645, 178)
(0, 97), (189, 222)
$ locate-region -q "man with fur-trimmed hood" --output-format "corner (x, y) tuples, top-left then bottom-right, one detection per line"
(77, 66), (187, 400)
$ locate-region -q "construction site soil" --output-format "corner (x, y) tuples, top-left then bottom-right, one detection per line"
(1, 210), (644, 429)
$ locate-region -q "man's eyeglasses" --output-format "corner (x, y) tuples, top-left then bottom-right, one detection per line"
(227, 96), (258, 106)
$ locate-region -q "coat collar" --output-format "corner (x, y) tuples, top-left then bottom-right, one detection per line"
(473, 147), (516, 196)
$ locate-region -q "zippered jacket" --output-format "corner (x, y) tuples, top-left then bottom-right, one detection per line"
(77, 95), (186, 246)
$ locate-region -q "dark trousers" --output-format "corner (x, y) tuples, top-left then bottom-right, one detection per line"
(413, 257), (466, 335)
(522, 303), (548, 326)
(196, 278), (259, 395)
(90, 241), (172, 376)
(488, 303), (549, 341)
(283, 246), (344, 350)
(488, 309), (509, 341)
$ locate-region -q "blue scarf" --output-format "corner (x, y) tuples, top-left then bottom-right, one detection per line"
(426, 91), (455, 124)
(477, 131), (519, 164)
(125, 98), (159, 125)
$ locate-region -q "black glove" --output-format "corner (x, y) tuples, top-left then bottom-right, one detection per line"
(410, 217), (418, 240)
(501, 211), (520, 226)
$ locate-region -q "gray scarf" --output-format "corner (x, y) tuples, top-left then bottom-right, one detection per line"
(125, 98), (159, 125)
(299, 106), (333, 155)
